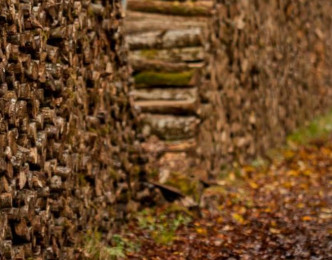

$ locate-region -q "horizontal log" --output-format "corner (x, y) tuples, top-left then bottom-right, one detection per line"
(148, 181), (184, 201)
(131, 87), (197, 101)
(141, 114), (199, 140)
(134, 70), (195, 87)
(130, 57), (204, 72)
(130, 47), (205, 63)
(127, 28), (203, 50)
(135, 99), (197, 115)
(127, 0), (212, 17)
(125, 11), (208, 34)
(141, 138), (197, 153)
(131, 58), (185, 73)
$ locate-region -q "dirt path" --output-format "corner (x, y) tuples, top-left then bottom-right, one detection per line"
(120, 137), (332, 259)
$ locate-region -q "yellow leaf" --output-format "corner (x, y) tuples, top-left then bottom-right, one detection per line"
(287, 170), (299, 177)
(217, 217), (223, 224)
(297, 203), (305, 209)
(284, 150), (295, 159)
(248, 181), (258, 189)
(270, 220), (277, 227)
(232, 213), (245, 224)
(283, 181), (293, 188)
(302, 169), (311, 176)
(269, 228), (281, 234)
(300, 183), (309, 189)
(229, 172), (236, 181)
(195, 227), (208, 235)
(302, 216), (312, 221)
(243, 165), (255, 173)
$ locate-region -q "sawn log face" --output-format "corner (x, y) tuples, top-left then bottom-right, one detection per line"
(0, 0), (142, 258)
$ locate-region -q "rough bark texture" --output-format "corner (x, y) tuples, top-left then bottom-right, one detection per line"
(0, 0), (142, 258)
(198, 0), (332, 176)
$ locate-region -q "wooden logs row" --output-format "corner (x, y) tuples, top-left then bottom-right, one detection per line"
(126, 0), (332, 184)
(0, 0), (142, 258)
(125, 0), (212, 181)
(197, 0), (332, 176)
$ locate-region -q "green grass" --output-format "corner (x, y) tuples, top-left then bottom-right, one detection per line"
(84, 231), (139, 260)
(165, 172), (200, 201)
(137, 208), (192, 245)
(219, 109), (332, 178)
(287, 109), (332, 145)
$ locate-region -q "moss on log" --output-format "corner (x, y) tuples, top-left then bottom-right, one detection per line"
(134, 71), (195, 87)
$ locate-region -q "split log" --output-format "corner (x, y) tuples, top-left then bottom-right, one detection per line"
(0, 193), (12, 209)
(131, 87), (197, 101)
(135, 100), (198, 115)
(142, 138), (197, 153)
(141, 114), (199, 140)
(125, 11), (208, 34)
(134, 70), (195, 87)
(130, 58), (203, 73)
(148, 182), (184, 202)
(129, 47), (205, 63)
(0, 1), (142, 258)
(127, 28), (203, 50)
(127, 0), (212, 17)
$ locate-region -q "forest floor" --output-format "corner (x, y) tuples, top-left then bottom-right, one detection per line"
(90, 115), (332, 259)
(118, 137), (332, 259)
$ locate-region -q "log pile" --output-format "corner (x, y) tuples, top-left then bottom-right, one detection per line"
(198, 0), (332, 176)
(125, 0), (212, 180)
(125, 0), (332, 184)
(0, 0), (331, 256)
(0, 0), (141, 258)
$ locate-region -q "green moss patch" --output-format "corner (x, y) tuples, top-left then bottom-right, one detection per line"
(134, 70), (194, 87)
(165, 172), (200, 201)
(287, 109), (332, 145)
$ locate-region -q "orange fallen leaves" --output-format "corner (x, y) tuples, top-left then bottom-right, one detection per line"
(123, 137), (332, 259)
(195, 227), (208, 235)
(301, 216), (312, 221)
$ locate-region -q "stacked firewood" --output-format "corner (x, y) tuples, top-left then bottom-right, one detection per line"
(0, 0), (331, 257)
(125, 0), (212, 180)
(0, 0), (141, 258)
(198, 0), (332, 176)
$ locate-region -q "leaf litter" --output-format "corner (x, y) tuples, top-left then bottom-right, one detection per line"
(118, 136), (332, 259)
